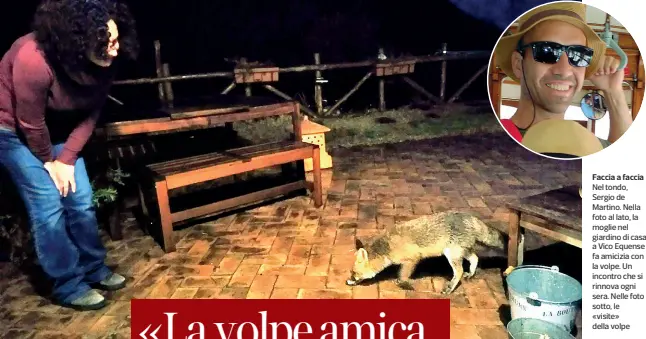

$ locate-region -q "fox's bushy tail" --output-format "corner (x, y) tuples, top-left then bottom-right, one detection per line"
(473, 217), (506, 250)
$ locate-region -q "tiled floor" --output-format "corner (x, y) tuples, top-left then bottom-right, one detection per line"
(0, 132), (583, 338)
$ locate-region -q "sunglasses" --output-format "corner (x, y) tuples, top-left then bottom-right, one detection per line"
(517, 41), (594, 67)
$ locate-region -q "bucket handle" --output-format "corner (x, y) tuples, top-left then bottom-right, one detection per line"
(526, 297), (542, 307)
(519, 266), (560, 307)
(527, 292), (541, 307)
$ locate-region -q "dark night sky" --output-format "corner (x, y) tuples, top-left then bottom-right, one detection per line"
(2, 0), (569, 112)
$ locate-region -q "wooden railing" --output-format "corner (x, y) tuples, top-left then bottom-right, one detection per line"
(111, 41), (492, 118)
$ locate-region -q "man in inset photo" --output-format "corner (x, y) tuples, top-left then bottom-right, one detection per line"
(493, 2), (633, 157)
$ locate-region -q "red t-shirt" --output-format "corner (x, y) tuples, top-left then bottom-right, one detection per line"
(0, 33), (112, 165)
(500, 119), (523, 142)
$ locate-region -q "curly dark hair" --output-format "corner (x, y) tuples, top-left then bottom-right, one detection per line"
(32, 0), (140, 74)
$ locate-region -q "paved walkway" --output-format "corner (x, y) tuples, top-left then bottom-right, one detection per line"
(0, 132), (583, 339)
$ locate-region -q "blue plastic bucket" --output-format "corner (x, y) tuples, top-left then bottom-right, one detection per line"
(506, 265), (582, 332)
(507, 318), (575, 339)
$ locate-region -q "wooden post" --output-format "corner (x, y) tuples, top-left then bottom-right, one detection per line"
(378, 48), (385, 111)
(221, 80), (237, 133)
(312, 145), (323, 207)
(440, 43), (447, 101)
(238, 57), (252, 97)
(161, 63), (174, 108)
(488, 54), (502, 118)
(154, 180), (175, 252)
(314, 53), (323, 114)
(507, 210), (521, 267)
(292, 102), (303, 140)
(153, 40), (166, 106)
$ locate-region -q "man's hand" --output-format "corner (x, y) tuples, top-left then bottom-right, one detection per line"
(53, 160), (76, 197)
(587, 55), (632, 143)
(587, 55), (625, 92)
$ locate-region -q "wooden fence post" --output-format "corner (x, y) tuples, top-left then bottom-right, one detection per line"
(378, 48), (385, 111)
(153, 40), (166, 107)
(440, 43), (447, 102)
(314, 53), (324, 114)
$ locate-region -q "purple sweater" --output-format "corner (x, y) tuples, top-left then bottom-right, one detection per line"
(0, 33), (113, 165)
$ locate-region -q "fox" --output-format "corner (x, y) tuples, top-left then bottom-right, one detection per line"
(345, 211), (506, 294)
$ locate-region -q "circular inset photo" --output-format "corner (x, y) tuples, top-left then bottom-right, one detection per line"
(487, 1), (643, 159)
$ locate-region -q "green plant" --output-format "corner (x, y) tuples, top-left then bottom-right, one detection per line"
(91, 167), (130, 208)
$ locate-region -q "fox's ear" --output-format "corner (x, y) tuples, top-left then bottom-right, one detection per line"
(356, 248), (368, 262)
(355, 238), (364, 250)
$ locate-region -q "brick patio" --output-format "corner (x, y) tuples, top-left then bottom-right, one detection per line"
(0, 131), (583, 339)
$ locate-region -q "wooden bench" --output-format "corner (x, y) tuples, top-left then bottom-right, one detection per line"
(141, 103), (323, 252)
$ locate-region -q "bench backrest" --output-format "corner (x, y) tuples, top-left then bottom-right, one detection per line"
(95, 101), (302, 139)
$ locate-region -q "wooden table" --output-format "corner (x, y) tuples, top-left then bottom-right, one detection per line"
(506, 184), (582, 267)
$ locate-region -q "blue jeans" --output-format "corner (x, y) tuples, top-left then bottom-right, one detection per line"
(0, 128), (111, 304)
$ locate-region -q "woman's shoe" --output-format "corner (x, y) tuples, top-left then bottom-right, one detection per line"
(93, 272), (126, 291)
(62, 290), (107, 311)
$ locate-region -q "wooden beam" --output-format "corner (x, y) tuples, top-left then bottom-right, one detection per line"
(448, 65), (487, 103)
(325, 71), (373, 114)
(262, 84), (318, 117)
(401, 76), (442, 103)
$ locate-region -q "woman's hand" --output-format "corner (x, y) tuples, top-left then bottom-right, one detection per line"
(44, 161), (64, 194)
(44, 160), (76, 197)
(53, 160), (76, 197)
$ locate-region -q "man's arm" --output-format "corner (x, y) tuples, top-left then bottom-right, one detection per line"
(603, 88), (632, 143)
(588, 55), (632, 144)
(12, 47), (54, 163)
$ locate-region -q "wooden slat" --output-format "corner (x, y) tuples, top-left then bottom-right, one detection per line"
(207, 103), (295, 125)
(169, 105), (250, 119)
(102, 116), (171, 127)
(171, 181), (306, 223)
(247, 102), (293, 112)
(165, 147), (314, 189)
(149, 141), (288, 173)
(148, 140), (310, 174)
(101, 116), (210, 136)
(106, 139), (158, 160)
(100, 102), (296, 137)
(519, 219), (582, 248)
(505, 188), (581, 231)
